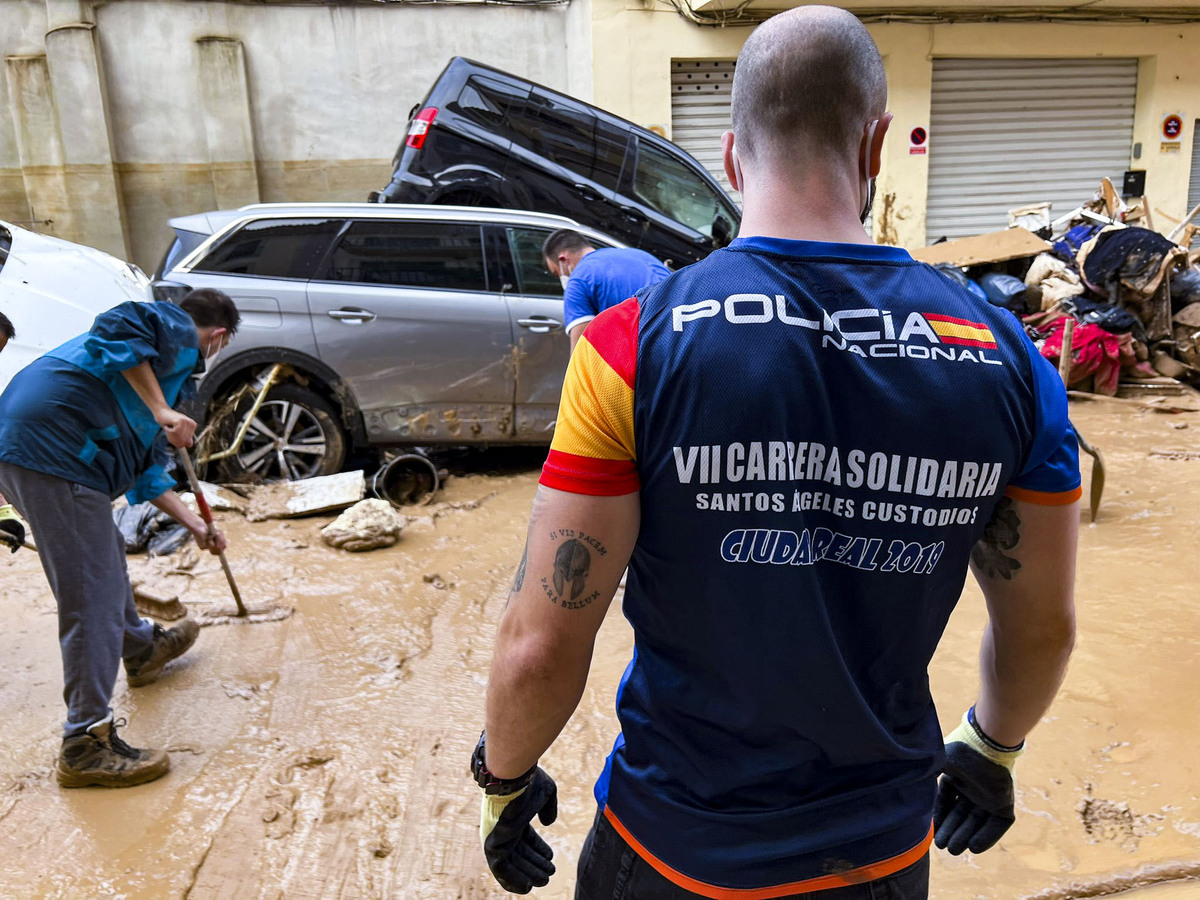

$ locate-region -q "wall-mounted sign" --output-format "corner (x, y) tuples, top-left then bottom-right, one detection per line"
(1163, 114), (1183, 140)
(910, 126), (928, 156)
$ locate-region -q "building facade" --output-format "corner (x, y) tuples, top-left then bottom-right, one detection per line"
(3, 0), (1199, 267)
(588, 0), (1200, 248)
(0, 0), (592, 270)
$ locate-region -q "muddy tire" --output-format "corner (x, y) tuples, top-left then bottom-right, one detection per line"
(216, 383), (347, 483)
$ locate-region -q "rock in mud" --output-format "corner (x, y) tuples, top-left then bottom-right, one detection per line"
(321, 499), (405, 552)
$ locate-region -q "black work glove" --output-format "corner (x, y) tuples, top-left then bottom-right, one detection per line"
(0, 504), (26, 553)
(933, 707), (1023, 856)
(480, 767), (558, 893)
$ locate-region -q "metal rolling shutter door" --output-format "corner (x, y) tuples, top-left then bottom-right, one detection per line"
(1188, 120), (1200, 213)
(926, 58), (1138, 243)
(671, 59), (736, 195)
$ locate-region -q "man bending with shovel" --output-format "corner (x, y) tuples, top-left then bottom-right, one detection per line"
(0, 290), (238, 788)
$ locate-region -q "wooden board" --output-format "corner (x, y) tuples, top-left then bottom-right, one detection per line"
(910, 227), (1052, 267)
(245, 471), (366, 522)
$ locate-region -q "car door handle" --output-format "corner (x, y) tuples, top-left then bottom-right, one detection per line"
(328, 307), (376, 324)
(518, 316), (563, 333)
(572, 183), (602, 202)
(619, 205), (647, 222)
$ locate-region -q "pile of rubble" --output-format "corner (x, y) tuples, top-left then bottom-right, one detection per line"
(914, 179), (1200, 396)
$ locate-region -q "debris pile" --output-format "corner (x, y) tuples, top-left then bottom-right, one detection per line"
(915, 178), (1200, 396)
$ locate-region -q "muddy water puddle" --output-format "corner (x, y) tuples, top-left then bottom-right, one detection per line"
(0, 402), (1197, 898)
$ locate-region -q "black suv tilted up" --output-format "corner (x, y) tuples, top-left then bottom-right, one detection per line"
(371, 57), (740, 268)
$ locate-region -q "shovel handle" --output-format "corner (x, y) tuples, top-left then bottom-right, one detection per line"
(176, 450), (248, 617)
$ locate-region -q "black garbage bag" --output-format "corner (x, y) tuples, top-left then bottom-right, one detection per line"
(113, 502), (190, 556)
(979, 273), (1029, 314)
(1170, 267), (1200, 313)
(1064, 296), (1142, 336)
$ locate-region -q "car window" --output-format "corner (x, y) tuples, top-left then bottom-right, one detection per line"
(506, 228), (562, 297)
(633, 142), (731, 237)
(592, 120), (629, 192)
(455, 76), (518, 129)
(510, 91), (598, 182)
(157, 230), (206, 278)
(323, 221), (487, 292)
(192, 218), (341, 279)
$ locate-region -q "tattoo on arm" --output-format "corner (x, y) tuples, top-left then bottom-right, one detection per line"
(971, 497), (1023, 580)
(513, 541), (529, 593)
(553, 539), (591, 599)
(537, 530), (608, 610)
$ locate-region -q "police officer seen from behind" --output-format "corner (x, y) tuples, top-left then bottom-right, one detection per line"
(475, 7), (1079, 898)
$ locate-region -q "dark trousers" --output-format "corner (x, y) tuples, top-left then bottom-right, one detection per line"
(0, 462), (156, 736)
(575, 808), (929, 900)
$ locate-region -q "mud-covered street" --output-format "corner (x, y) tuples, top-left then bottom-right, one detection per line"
(0, 400), (1198, 899)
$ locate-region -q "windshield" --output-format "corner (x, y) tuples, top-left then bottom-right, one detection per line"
(632, 140), (737, 237)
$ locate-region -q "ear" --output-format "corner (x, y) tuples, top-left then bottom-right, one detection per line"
(867, 112), (893, 179)
(721, 131), (739, 192)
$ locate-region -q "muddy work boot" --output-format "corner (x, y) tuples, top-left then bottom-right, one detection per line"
(124, 619), (200, 687)
(57, 716), (170, 788)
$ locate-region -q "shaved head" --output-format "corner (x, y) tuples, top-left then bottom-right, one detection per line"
(732, 6), (886, 167)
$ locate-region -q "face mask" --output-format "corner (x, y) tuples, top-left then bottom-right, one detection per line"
(559, 274), (571, 290)
(731, 144), (744, 193)
(199, 335), (224, 374)
(861, 119), (880, 225)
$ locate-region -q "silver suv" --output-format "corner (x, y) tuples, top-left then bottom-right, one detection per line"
(158, 203), (621, 481)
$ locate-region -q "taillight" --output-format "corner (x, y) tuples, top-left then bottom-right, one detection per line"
(406, 107), (438, 150)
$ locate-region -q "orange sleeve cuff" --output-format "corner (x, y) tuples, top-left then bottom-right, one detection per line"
(1004, 485), (1083, 506)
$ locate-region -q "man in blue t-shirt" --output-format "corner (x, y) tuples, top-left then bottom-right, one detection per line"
(475, 8), (1078, 899)
(542, 230), (669, 351)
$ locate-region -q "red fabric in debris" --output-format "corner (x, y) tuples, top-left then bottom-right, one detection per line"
(1037, 316), (1153, 395)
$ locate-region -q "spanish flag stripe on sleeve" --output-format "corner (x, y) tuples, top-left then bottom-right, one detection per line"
(540, 299), (640, 496)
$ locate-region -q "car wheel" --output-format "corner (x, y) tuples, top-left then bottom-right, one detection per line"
(217, 383), (347, 482)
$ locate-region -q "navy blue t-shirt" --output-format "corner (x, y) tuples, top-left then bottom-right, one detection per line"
(541, 236), (1080, 896)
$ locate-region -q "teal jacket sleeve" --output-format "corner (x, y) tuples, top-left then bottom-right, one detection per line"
(126, 434), (177, 505)
(82, 301), (195, 377)
(126, 465), (175, 506)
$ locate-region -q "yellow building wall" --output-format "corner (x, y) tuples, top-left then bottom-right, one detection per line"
(592, 0), (1200, 249)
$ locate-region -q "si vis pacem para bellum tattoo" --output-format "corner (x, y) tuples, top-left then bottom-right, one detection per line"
(971, 496), (1022, 580)
(540, 530), (608, 610)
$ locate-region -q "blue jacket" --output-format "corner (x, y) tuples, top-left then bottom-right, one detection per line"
(0, 301), (199, 504)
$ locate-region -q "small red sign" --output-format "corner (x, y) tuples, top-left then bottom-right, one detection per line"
(910, 127), (928, 146)
(910, 147), (927, 155)
(1163, 114), (1183, 140)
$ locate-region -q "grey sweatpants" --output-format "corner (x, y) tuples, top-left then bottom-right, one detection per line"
(0, 461), (156, 737)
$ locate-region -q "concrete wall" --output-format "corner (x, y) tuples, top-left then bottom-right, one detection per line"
(589, 0), (1200, 249)
(0, 0), (591, 270)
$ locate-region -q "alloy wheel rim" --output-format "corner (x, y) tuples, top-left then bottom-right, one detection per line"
(235, 399), (328, 481)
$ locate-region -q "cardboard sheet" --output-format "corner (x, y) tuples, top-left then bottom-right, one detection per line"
(910, 227), (1052, 267)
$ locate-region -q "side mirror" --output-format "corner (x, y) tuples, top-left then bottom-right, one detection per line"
(152, 280), (192, 304)
(712, 214), (733, 248)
